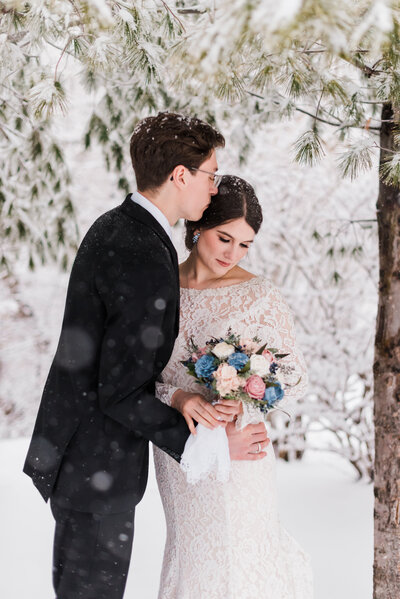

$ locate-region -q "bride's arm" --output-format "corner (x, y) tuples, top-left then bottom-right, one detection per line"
(155, 380), (180, 407)
(259, 285), (308, 403)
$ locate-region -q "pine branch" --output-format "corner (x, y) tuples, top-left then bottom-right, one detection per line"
(380, 154), (400, 187)
(54, 38), (71, 82)
(295, 105), (342, 128)
(68, 0), (84, 31)
(160, 0), (186, 32)
(337, 142), (375, 180)
(341, 54), (385, 78)
(245, 90), (381, 130)
(293, 128), (325, 166)
(177, 9), (208, 15)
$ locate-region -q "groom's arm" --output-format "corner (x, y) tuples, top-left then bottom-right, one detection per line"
(95, 238), (190, 459)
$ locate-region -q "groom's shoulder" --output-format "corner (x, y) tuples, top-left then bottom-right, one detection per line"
(77, 197), (166, 259)
(88, 198), (138, 233)
(83, 198), (144, 239)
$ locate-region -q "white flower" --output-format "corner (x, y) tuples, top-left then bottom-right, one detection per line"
(212, 342), (235, 360)
(249, 354), (269, 377)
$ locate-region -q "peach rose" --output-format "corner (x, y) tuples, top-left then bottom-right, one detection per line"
(262, 349), (275, 364)
(244, 375), (266, 400)
(213, 363), (241, 397)
(240, 337), (260, 353)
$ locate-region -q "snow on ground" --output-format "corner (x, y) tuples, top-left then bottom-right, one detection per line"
(0, 438), (372, 599)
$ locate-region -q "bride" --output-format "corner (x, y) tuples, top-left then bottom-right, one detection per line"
(153, 175), (313, 599)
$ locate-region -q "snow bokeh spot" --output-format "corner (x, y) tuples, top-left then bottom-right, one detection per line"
(55, 327), (95, 371)
(90, 471), (113, 491)
(154, 298), (166, 310)
(140, 326), (164, 349)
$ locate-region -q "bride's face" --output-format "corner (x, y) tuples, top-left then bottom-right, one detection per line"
(195, 217), (255, 274)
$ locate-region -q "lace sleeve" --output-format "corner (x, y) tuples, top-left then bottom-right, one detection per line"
(155, 379), (180, 407)
(258, 284), (308, 404)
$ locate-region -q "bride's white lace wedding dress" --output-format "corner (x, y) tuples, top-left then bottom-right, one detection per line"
(154, 275), (313, 599)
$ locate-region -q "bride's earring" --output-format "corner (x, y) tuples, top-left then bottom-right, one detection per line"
(192, 232), (200, 244)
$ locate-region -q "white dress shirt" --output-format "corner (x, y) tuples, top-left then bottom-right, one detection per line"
(130, 190), (173, 241)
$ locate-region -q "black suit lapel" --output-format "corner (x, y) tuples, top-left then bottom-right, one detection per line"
(119, 195), (180, 336)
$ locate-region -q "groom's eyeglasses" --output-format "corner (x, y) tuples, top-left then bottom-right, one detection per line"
(169, 167), (223, 187)
(187, 167), (223, 188)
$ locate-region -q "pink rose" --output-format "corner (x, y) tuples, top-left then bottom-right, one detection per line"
(244, 375), (266, 400)
(192, 347), (207, 362)
(213, 363), (241, 397)
(262, 349), (275, 364)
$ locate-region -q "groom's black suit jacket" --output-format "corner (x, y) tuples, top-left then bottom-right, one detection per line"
(23, 196), (189, 514)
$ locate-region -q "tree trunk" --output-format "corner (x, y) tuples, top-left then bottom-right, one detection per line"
(373, 102), (400, 598)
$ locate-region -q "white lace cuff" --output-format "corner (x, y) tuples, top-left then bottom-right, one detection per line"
(155, 381), (180, 407)
(180, 424), (231, 484)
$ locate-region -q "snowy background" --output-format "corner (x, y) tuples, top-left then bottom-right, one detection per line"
(0, 68), (376, 597)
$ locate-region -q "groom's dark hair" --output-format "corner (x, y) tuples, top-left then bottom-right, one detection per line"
(130, 112), (225, 191)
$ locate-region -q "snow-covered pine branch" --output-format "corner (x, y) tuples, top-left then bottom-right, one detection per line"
(0, 0), (186, 272)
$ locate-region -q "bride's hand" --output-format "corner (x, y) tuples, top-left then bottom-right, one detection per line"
(214, 399), (243, 422)
(171, 389), (227, 436)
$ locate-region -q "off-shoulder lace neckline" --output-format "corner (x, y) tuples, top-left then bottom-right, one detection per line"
(180, 275), (266, 295)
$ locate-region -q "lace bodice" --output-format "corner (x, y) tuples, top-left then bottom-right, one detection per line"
(156, 275), (308, 408)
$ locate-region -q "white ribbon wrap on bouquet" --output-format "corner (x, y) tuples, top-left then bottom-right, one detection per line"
(236, 401), (266, 429)
(180, 423), (231, 484)
(180, 403), (267, 484)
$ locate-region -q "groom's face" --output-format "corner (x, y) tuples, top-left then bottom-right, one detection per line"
(181, 150), (219, 221)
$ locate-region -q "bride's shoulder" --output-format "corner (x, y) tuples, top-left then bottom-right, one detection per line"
(227, 269), (284, 297)
(248, 274), (275, 294)
(233, 267), (265, 284)
(244, 275), (286, 303)
(230, 267), (263, 285)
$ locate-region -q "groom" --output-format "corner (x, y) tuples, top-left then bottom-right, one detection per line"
(24, 112), (269, 599)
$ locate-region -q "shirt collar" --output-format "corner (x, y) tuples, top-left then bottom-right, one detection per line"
(130, 190), (173, 241)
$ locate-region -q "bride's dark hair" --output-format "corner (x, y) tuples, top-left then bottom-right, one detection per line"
(184, 175), (263, 251)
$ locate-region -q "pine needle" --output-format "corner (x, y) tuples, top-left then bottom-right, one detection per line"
(380, 154), (400, 187)
(293, 129), (325, 166)
(337, 141), (374, 180)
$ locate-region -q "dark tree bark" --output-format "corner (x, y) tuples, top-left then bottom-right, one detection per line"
(373, 102), (400, 598)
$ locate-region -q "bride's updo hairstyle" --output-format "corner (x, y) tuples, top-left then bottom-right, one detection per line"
(184, 175), (263, 251)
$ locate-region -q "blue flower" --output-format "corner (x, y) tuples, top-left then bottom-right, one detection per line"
(263, 383), (284, 407)
(269, 362), (278, 374)
(228, 352), (249, 371)
(195, 354), (218, 380)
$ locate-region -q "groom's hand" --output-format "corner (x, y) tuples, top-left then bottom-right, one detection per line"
(226, 421), (270, 461)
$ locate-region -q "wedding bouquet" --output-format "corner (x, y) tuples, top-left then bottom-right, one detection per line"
(182, 328), (294, 415)
(179, 329), (298, 484)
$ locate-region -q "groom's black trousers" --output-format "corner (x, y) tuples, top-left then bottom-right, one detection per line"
(51, 500), (135, 599)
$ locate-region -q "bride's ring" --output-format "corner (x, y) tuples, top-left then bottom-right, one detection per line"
(256, 442), (261, 453)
